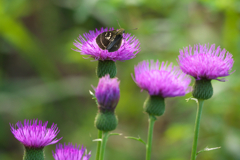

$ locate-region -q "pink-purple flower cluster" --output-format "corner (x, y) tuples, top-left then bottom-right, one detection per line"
(93, 74), (120, 110)
(133, 60), (192, 98)
(178, 44), (234, 81)
(53, 143), (91, 160)
(10, 119), (62, 148)
(73, 27), (140, 61)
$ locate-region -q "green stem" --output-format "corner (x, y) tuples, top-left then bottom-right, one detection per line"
(99, 131), (109, 160)
(146, 115), (156, 160)
(95, 130), (102, 160)
(191, 99), (204, 160)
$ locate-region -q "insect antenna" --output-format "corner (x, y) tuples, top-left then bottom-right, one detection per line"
(116, 20), (121, 28)
(126, 28), (138, 31)
(116, 20), (138, 30)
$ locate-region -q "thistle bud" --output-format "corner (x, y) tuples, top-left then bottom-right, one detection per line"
(93, 75), (120, 131)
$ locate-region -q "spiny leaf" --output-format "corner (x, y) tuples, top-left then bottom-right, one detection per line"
(109, 133), (122, 136)
(92, 138), (102, 142)
(89, 90), (98, 105)
(197, 146), (221, 155)
(186, 97), (198, 103)
(125, 136), (146, 145)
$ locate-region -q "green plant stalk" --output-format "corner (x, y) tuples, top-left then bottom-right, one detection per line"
(99, 131), (109, 160)
(146, 115), (156, 160)
(95, 130), (102, 160)
(191, 99), (204, 160)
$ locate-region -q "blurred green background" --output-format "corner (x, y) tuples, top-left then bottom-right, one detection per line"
(0, 0), (239, 159)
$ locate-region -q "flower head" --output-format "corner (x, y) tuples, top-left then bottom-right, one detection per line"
(10, 119), (62, 148)
(133, 60), (191, 98)
(53, 143), (91, 160)
(73, 27), (140, 61)
(93, 74), (120, 111)
(178, 44), (234, 81)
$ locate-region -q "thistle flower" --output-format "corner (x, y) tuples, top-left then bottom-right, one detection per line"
(10, 119), (62, 148)
(178, 44), (234, 99)
(133, 60), (191, 98)
(133, 60), (191, 116)
(178, 44), (234, 81)
(73, 27), (140, 61)
(10, 119), (62, 160)
(53, 143), (91, 160)
(93, 74), (120, 131)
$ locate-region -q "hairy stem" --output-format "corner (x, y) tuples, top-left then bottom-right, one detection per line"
(146, 115), (156, 160)
(191, 99), (204, 160)
(95, 130), (102, 160)
(99, 131), (109, 160)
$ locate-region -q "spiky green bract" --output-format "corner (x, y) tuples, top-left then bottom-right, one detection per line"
(144, 96), (165, 116)
(23, 147), (44, 160)
(192, 79), (213, 100)
(95, 111), (118, 131)
(97, 60), (117, 78)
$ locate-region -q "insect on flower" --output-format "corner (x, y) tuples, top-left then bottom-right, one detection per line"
(96, 21), (137, 52)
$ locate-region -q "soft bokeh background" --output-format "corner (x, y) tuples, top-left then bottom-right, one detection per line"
(0, 0), (239, 159)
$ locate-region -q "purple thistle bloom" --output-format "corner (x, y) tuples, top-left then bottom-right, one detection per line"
(73, 27), (140, 61)
(133, 60), (191, 98)
(178, 44), (234, 81)
(10, 119), (62, 148)
(93, 74), (120, 110)
(53, 143), (91, 160)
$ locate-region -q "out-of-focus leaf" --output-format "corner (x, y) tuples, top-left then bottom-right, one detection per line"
(0, 13), (59, 80)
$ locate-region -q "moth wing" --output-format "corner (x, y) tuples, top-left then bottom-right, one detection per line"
(96, 32), (106, 49)
(96, 31), (115, 50)
(107, 35), (123, 52)
(106, 35), (122, 50)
